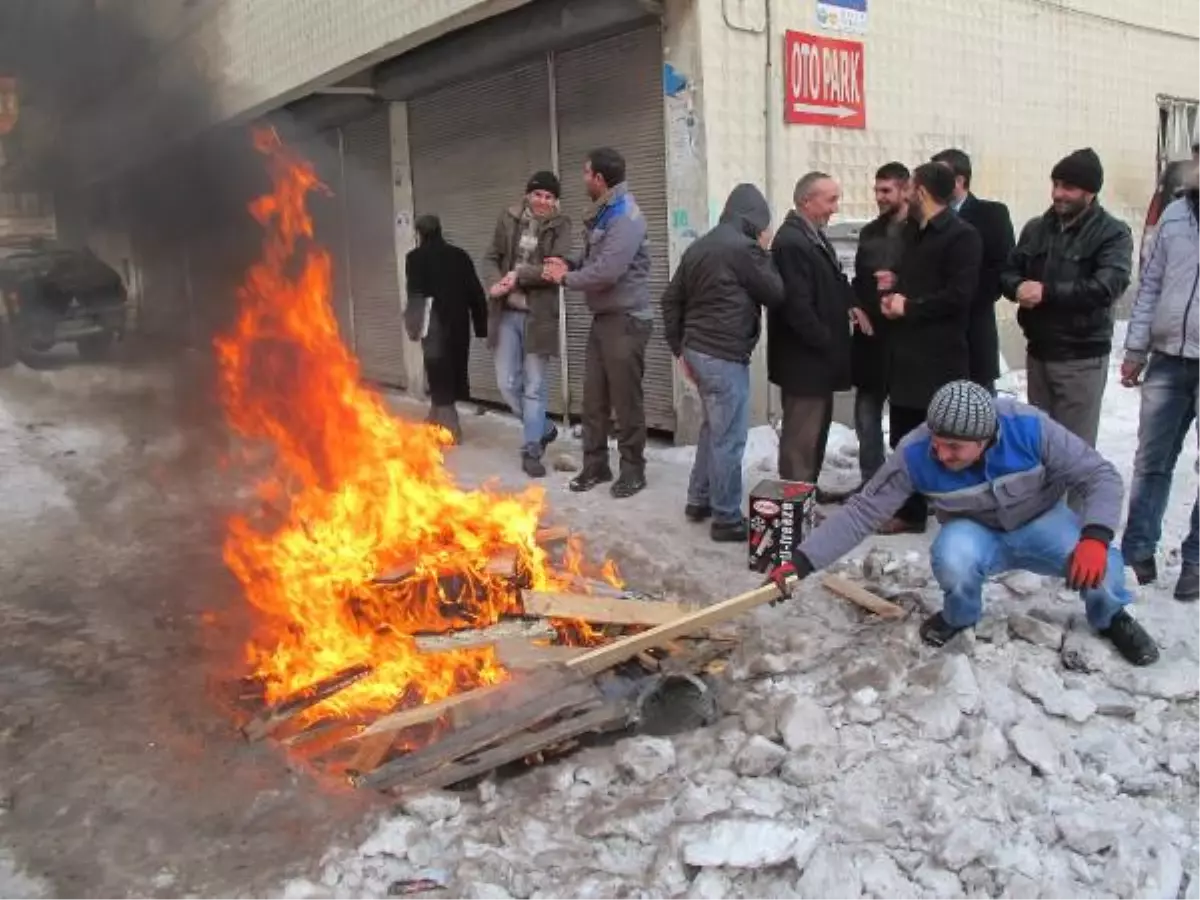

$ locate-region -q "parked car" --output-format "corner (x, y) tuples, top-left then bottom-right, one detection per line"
(0, 236), (128, 366)
(1141, 152), (1199, 272)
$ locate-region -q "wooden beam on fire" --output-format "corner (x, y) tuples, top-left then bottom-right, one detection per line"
(521, 591), (690, 627)
(347, 682), (508, 741)
(354, 666), (600, 791)
(242, 663), (374, 742)
(564, 582), (782, 677)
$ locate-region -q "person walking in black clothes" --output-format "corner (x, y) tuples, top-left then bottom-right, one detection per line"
(932, 148), (1015, 394)
(875, 162), (982, 534)
(1001, 148), (1133, 447)
(404, 214), (488, 443)
(850, 162), (910, 486)
(769, 172), (855, 483)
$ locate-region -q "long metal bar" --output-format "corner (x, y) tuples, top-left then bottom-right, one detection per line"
(548, 50), (571, 424)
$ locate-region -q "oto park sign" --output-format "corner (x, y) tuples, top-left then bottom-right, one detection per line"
(784, 31), (866, 129)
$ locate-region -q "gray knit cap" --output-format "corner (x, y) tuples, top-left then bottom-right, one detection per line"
(926, 380), (998, 441)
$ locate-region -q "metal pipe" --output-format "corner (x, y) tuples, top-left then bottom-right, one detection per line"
(548, 50), (571, 425)
(762, 0), (777, 425)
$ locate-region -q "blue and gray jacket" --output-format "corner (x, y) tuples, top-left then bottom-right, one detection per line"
(799, 399), (1125, 570)
(565, 182), (653, 319)
(1126, 193), (1199, 362)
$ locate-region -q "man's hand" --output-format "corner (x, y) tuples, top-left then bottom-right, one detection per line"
(757, 228), (774, 250)
(542, 257), (569, 285)
(850, 307), (874, 336)
(1066, 538), (1108, 591)
(880, 293), (907, 319)
(875, 270), (897, 292)
(488, 271), (516, 298)
(763, 554), (813, 604)
(1016, 280), (1044, 309)
(1120, 358), (1145, 388)
(676, 356), (696, 387)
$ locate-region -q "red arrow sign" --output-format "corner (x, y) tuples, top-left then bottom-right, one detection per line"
(784, 31), (865, 129)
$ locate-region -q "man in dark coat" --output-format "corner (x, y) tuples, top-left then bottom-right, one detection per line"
(932, 149), (1016, 394)
(875, 162), (982, 533)
(768, 172), (854, 483)
(662, 183), (785, 542)
(404, 214), (488, 444)
(1000, 148), (1133, 447)
(481, 171), (573, 478)
(851, 162), (910, 486)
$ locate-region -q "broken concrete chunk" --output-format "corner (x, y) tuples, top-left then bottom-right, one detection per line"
(1008, 720), (1063, 776)
(940, 654), (982, 714)
(402, 791), (462, 825)
(677, 817), (804, 868)
(939, 820), (998, 871)
(780, 746), (840, 788)
(615, 736), (677, 783)
(796, 845), (861, 899)
(733, 736), (787, 778)
(1061, 626), (1113, 673)
(899, 693), (963, 742)
(778, 696), (837, 751)
(974, 616), (1011, 645)
(1003, 571), (1045, 596)
(1054, 810), (1119, 856)
(1009, 614), (1065, 650)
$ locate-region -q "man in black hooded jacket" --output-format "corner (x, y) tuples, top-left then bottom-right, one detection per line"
(662, 184), (785, 542)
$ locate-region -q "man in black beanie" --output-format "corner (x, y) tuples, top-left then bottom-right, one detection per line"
(1001, 148), (1133, 446)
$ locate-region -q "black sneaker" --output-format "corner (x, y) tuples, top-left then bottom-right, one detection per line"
(610, 471), (647, 499)
(569, 466), (613, 493)
(1129, 556), (1158, 586)
(1100, 609), (1160, 666)
(710, 518), (748, 543)
(540, 424), (559, 449)
(1174, 562), (1199, 603)
(685, 503), (712, 522)
(521, 453), (546, 478)
(919, 612), (968, 648)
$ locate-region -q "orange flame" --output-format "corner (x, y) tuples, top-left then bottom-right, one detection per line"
(214, 130), (616, 720)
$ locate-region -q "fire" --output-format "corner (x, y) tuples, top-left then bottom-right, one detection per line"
(215, 129), (616, 722)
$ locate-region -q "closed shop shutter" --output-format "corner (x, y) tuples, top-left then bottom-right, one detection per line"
(342, 107), (407, 388)
(408, 58), (554, 409)
(294, 130), (355, 353)
(554, 26), (672, 430)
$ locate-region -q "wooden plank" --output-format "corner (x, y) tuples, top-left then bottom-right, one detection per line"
(494, 638), (588, 670)
(344, 731), (397, 777)
(242, 663), (374, 741)
(565, 582), (781, 677)
(349, 682), (508, 741)
(522, 591), (689, 627)
(396, 699), (632, 794)
(355, 670), (601, 790)
(535, 525), (572, 545)
(820, 574), (905, 619)
(414, 621), (556, 653)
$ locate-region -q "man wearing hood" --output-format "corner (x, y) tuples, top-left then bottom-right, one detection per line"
(662, 183), (785, 541)
(1001, 148), (1133, 446)
(482, 171), (573, 478)
(768, 172), (855, 484)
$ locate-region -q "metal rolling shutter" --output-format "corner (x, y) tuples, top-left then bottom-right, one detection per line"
(342, 108), (407, 388)
(408, 58), (554, 409)
(298, 130), (355, 354)
(554, 26), (672, 431)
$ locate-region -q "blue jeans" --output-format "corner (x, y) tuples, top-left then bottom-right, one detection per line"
(683, 348), (750, 525)
(931, 503), (1130, 630)
(1121, 353), (1199, 567)
(494, 310), (552, 456)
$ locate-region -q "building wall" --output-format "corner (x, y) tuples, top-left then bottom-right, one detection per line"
(694, 0), (1199, 420)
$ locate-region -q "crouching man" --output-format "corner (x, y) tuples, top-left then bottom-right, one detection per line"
(768, 380), (1159, 666)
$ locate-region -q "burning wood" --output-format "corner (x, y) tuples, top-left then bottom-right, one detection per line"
(521, 591), (689, 627)
(242, 663), (374, 741)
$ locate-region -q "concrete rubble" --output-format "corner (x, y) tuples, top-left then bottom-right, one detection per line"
(285, 547), (1199, 900)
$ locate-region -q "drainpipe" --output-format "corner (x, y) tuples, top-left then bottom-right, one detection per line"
(548, 49), (571, 426)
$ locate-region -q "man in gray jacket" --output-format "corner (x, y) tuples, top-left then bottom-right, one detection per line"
(545, 147), (654, 498)
(1120, 181), (1199, 602)
(767, 380), (1159, 666)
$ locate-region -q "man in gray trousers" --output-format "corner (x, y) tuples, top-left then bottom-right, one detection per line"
(544, 147), (654, 499)
(766, 380), (1160, 667)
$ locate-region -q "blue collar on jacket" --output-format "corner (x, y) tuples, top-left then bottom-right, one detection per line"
(592, 183), (630, 230)
(903, 409), (1044, 495)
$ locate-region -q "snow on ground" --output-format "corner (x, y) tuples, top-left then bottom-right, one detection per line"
(285, 343), (1199, 900)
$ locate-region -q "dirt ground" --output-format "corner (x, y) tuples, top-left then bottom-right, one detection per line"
(0, 352), (393, 898)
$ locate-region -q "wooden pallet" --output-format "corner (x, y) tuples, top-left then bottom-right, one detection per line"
(227, 532), (900, 793)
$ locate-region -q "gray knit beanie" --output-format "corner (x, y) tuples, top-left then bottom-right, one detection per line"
(926, 381), (998, 441)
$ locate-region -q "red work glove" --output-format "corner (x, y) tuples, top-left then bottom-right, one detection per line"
(1066, 538), (1108, 591)
(764, 554), (814, 603)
